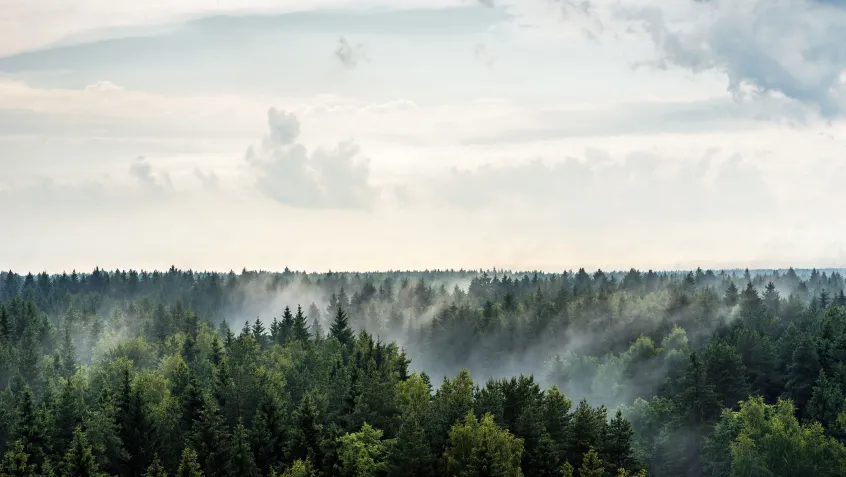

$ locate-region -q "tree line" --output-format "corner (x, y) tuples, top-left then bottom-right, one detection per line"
(1, 266), (846, 476)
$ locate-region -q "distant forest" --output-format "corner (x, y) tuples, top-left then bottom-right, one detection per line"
(1, 266), (846, 476)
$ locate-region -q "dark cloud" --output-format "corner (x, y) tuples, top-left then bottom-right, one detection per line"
(247, 108), (377, 209)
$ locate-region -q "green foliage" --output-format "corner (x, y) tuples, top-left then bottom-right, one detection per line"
(728, 396), (846, 477)
(62, 427), (105, 477)
(443, 412), (524, 477)
(336, 423), (389, 477)
(143, 454), (167, 477)
(578, 448), (606, 477)
(0, 440), (37, 477)
(176, 448), (203, 477)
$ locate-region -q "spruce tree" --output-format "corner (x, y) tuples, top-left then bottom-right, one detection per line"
(280, 307), (294, 345)
(62, 427), (103, 477)
(143, 455), (167, 477)
(58, 325), (76, 380)
(579, 448), (606, 477)
(329, 307), (353, 348)
(176, 449), (203, 477)
(1, 440), (37, 477)
(291, 306), (311, 342)
(602, 409), (637, 475)
(226, 420), (258, 477)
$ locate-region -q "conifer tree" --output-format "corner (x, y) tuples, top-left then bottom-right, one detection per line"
(579, 448), (606, 477)
(176, 449), (203, 477)
(62, 427), (104, 477)
(227, 420), (259, 477)
(291, 306), (311, 342)
(1, 440), (37, 477)
(330, 307), (354, 348)
(58, 325), (77, 380)
(143, 455), (167, 477)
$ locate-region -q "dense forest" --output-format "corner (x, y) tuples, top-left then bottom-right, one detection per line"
(1, 266), (846, 476)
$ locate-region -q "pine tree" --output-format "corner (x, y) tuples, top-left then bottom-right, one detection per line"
(143, 455), (167, 477)
(62, 427), (104, 477)
(560, 460), (574, 477)
(578, 448), (606, 477)
(280, 307), (294, 345)
(176, 448), (203, 477)
(1, 440), (37, 477)
(252, 318), (266, 346)
(602, 409), (637, 475)
(329, 307), (353, 348)
(291, 306), (311, 342)
(227, 420), (259, 477)
(723, 283), (739, 307)
(58, 325), (76, 380)
(0, 305), (9, 342)
(786, 336), (821, 414)
(188, 405), (231, 477)
(14, 387), (47, 467)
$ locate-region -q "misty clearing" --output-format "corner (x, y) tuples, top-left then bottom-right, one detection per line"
(1, 267), (846, 477)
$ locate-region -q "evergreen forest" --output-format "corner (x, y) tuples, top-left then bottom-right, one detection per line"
(2, 266), (846, 477)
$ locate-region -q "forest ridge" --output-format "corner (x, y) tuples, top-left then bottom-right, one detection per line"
(1, 266), (846, 476)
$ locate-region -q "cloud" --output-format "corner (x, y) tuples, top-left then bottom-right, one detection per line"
(335, 36), (369, 69)
(620, 0), (846, 116)
(247, 107), (378, 209)
(129, 156), (172, 190)
(193, 168), (220, 190)
(420, 148), (777, 230)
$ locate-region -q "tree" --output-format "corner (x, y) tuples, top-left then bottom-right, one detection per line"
(729, 397), (846, 477)
(227, 420), (259, 477)
(442, 412), (524, 477)
(330, 307), (354, 348)
(578, 448), (606, 477)
(62, 427), (105, 477)
(143, 455), (167, 477)
(176, 449), (203, 477)
(336, 423), (389, 477)
(291, 306), (311, 343)
(279, 460), (318, 477)
(703, 341), (749, 409)
(1, 440), (37, 477)
(58, 325), (77, 380)
(723, 283), (739, 307)
(786, 336), (821, 414)
(602, 410), (637, 475)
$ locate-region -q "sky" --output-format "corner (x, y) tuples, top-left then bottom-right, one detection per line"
(2, 0), (846, 273)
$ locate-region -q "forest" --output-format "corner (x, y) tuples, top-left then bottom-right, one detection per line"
(1, 266), (846, 477)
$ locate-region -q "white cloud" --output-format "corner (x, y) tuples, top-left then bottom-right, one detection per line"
(247, 107), (378, 209)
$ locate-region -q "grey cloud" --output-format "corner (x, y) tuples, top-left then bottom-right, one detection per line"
(621, 0), (846, 116)
(335, 37), (369, 69)
(247, 108), (378, 209)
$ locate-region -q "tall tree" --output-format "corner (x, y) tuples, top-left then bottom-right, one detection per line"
(330, 307), (354, 348)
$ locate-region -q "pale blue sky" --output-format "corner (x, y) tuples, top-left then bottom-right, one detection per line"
(1, 0), (845, 272)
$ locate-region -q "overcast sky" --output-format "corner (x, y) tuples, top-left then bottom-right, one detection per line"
(2, 0), (846, 273)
